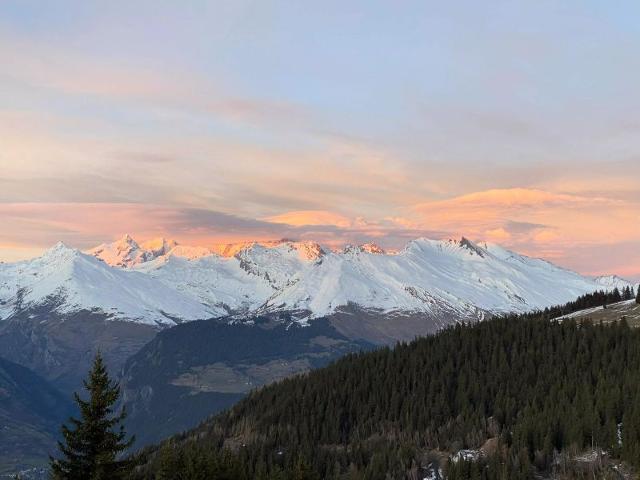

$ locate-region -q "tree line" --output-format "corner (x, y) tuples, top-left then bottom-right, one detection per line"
(529, 286), (637, 321)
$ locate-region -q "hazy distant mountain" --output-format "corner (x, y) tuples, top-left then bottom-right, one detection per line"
(0, 356), (72, 475)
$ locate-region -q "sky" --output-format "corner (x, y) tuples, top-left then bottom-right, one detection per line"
(0, 1), (639, 279)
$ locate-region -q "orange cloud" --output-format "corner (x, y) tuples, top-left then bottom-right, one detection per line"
(264, 210), (352, 228)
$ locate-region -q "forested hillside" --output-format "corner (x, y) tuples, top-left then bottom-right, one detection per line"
(131, 300), (640, 479)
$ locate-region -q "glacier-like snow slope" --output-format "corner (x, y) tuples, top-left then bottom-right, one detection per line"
(0, 235), (634, 326)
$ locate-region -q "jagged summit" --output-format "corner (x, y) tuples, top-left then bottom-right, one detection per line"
(112, 233), (141, 251)
(458, 237), (487, 257)
(281, 240), (325, 261)
(88, 234), (146, 268)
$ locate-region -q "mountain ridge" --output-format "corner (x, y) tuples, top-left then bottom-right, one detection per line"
(0, 235), (635, 327)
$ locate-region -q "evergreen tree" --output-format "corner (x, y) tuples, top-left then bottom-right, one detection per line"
(50, 353), (134, 480)
(636, 286), (640, 304)
(612, 287), (621, 302)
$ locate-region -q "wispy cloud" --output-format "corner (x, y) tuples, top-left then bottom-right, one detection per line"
(1, 3), (640, 280)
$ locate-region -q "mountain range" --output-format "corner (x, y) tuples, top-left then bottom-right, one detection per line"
(1, 235), (633, 327)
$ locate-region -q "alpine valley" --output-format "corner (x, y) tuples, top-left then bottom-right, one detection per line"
(0, 235), (635, 472)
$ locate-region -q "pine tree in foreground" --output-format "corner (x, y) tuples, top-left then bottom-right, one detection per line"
(50, 353), (134, 480)
(637, 286), (640, 304)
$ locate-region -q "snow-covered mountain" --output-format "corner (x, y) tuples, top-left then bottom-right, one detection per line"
(0, 235), (634, 326)
(0, 242), (213, 325)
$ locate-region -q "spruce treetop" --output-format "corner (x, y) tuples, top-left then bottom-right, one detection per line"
(50, 352), (134, 480)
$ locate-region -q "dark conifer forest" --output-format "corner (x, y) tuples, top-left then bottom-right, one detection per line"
(131, 294), (640, 479)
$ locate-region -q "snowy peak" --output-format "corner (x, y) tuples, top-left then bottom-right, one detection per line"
(111, 233), (141, 253)
(405, 237), (486, 258)
(88, 235), (210, 268)
(430, 237), (489, 258)
(41, 241), (79, 260)
(593, 275), (635, 290)
(88, 234), (148, 268)
(279, 240), (325, 261)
